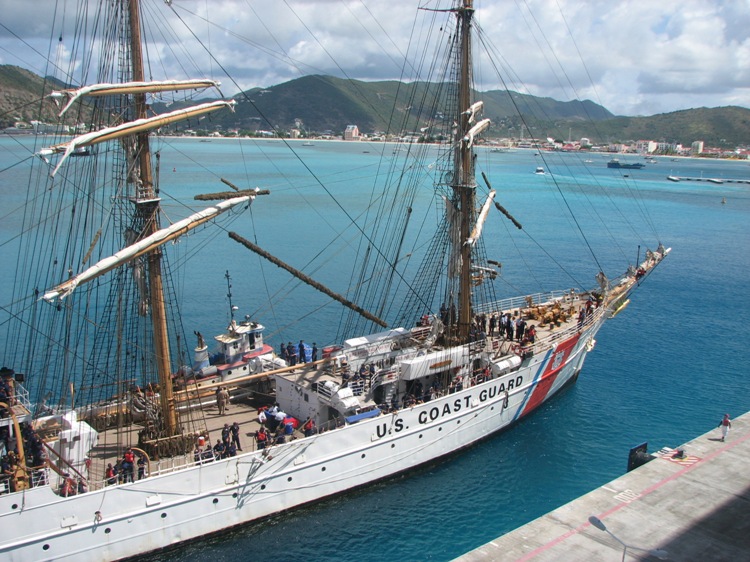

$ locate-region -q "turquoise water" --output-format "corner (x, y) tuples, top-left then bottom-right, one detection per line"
(1, 138), (749, 560)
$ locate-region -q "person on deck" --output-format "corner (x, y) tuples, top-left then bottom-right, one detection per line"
(105, 463), (116, 486)
(231, 421), (242, 451)
(256, 428), (268, 450)
(217, 386), (229, 415)
(213, 439), (226, 459)
(303, 418), (316, 437)
(122, 448), (135, 483)
(505, 314), (514, 340)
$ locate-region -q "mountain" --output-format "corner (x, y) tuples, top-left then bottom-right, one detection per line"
(584, 107), (750, 147)
(223, 75), (615, 137)
(0, 65), (71, 128)
(1, 65), (748, 146)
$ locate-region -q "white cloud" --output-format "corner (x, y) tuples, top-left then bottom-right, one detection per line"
(0, 0), (748, 116)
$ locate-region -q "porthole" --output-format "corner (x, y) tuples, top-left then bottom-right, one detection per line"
(439, 427), (443, 432)
(321, 467), (326, 472)
(419, 434), (423, 439)
(213, 498), (219, 504)
(287, 477), (292, 482)
(161, 513), (167, 519)
(457, 420), (460, 424)
(261, 484), (266, 490)
(361, 453), (366, 459)
(391, 443), (395, 448)
(232, 492), (238, 498)
(42, 545), (50, 551)
(11, 503), (18, 509)
(105, 528), (111, 534)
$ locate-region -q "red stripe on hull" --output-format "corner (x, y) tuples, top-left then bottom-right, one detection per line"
(521, 333), (581, 417)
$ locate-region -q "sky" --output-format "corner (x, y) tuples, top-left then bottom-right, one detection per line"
(0, 0), (748, 117)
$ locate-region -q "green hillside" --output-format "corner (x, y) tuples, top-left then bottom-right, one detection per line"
(1, 64), (748, 146)
(0, 65), (70, 128)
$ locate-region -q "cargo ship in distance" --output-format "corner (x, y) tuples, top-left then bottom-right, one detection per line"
(607, 158), (646, 169)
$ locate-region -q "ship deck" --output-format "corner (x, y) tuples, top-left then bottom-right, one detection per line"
(82, 291), (599, 488)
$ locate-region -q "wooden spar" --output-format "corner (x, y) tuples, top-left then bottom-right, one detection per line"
(456, 0), (475, 342)
(194, 178), (269, 200)
(195, 189), (269, 200)
(52, 79), (222, 116)
(221, 178), (240, 191)
(228, 231), (388, 328)
(174, 358), (334, 399)
(128, 0), (178, 437)
(43, 197), (250, 301)
(481, 171), (522, 230)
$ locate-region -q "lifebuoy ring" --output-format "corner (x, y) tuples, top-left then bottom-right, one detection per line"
(511, 343), (523, 356)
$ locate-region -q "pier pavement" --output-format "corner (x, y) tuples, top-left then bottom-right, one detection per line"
(457, 411), (750, 561)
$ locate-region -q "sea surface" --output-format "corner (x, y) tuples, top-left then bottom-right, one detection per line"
(1, 137), (749, 561)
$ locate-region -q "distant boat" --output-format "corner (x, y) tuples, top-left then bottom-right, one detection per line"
(535, 166), (545, 174)
(707, 178), (723, 184)
(667, 175), (680, 182)
(722, 197), (727, 204)
(584, 159), (593, 163)
(491, 147), (509, 153)
(302, 141), (314, 146)
(607, 158), (645, 170)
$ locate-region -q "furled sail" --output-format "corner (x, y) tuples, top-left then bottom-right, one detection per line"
(463, 101), (484, 124)
(50, 79), (222, 116)
(462, 118), (490, 148)
(43, 196), (251, 302)
(466, 190), (496, 246)
(39, 100), (236, 176)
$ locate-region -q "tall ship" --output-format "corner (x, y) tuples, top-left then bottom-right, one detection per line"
(0, 1), (668, 560)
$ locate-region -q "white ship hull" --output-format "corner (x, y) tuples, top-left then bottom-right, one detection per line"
(0, 319), (601, 562)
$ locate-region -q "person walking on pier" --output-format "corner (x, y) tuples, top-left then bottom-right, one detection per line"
(718, 413), (732, 442)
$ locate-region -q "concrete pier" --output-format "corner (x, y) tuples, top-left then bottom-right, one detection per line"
(457, 411), (750, 561)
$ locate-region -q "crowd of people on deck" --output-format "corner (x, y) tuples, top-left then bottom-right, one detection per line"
(0, 421), (48, 494)
(279, 340), (318, 367)
(254, 404), (317, 450)
(467, 311), (538, 347)
(193, 420), (245, 463)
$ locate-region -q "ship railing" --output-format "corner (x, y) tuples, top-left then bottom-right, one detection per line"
(476, 290), (579, 316)
(0, 466), (49, 495)
(149, 453), (198, 477)
(13, 383), (32, 412)
(348, 378), (365, 397)
(370, 369), (399, 392)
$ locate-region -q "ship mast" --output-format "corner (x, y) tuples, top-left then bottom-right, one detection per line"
(128, 0), (179, 436)
(454, 0), (476, 343)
